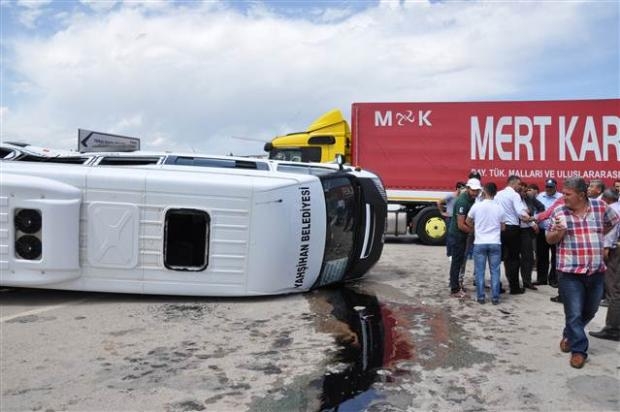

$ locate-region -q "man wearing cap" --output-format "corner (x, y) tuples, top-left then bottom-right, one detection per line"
(535, 178), (563, 286)
(448, 178), (481, 297)
(495, 175), (530, 294)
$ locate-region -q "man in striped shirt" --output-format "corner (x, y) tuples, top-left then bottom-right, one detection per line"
(546, 177), (619, 369)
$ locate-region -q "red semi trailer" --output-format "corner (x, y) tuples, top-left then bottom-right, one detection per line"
(266, 99), (620, 244)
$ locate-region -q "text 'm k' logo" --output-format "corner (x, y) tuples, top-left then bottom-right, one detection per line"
(374, 110), (432, 127)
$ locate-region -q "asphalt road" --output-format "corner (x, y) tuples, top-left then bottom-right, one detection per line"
(1, 240), (618, 411)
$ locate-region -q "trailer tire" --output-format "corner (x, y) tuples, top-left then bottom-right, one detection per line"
(415, 208), (447, 246)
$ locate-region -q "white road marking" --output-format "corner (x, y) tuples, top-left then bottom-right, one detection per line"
(0, 299), (89, 323)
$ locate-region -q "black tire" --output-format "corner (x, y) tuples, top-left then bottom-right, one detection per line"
(415, 208), (447, 245)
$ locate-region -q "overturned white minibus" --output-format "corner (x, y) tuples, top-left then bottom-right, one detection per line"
(0, 159), (386, 296)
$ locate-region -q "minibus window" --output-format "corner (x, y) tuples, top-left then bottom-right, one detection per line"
(164, 209), (210, 271)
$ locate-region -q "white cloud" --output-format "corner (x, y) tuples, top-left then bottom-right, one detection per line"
(2, 1), (618, 155)
(79, 0), (119, 13)
(16, 0), (53, 9)
(15, 0), (53, 28)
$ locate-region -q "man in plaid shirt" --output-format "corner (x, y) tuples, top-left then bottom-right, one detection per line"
(546, 177), (619, 369)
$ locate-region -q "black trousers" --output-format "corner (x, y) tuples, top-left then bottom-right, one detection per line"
(520, 228), (535, 286)
(449, 232), (468, 292)
(604, 247), (620, 332)
(502, 225), (521, 292)
(536, 229), (557, 284)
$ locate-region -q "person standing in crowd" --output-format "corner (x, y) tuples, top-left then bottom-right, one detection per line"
(526, 184), (544, 264)
(597, 189), (620, 308)
(466, 182), (505, 304)
(534, 194), (566, 302)
(520, 183), (545, 290)
(546, 176), (619, 369)
(460, 171), (483, 290)
(535, 179), (563, 287)
(495, 175), (530, 294)
(587, 179), (605, 200)
(614, 180), (620, 194)
(448, 178), (481, 298)
(437, 181), (466, 261)
(589, 189), (620, 341)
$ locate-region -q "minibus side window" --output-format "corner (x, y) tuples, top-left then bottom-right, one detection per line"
(164, 209), (210, 271)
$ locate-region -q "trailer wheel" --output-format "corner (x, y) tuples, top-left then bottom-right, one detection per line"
(415, 209), (447, 245)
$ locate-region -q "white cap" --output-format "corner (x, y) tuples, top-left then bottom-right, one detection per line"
(466, 178), (482, 190)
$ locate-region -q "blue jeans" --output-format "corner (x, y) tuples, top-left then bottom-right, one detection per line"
(558, 271), (605, 356)
(473, 243), (502, 301)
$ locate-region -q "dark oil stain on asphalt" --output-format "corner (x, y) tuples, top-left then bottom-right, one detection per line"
(5, 314), (57, 323)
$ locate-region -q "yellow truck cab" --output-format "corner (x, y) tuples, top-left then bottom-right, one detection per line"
(264, 110), (350, 163)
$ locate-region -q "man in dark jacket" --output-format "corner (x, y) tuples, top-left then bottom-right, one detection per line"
(448, 178), (481, 298)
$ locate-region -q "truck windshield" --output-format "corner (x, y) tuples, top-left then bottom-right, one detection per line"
(270, 147), (322, 163)
(316, 175), (358, 286)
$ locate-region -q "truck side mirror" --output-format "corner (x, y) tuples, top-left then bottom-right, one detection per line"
(335, 154), (345, 170)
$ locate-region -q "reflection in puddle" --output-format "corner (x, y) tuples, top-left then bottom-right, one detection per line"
(312, 286), (469, 411)
(315, 288), (414, 411)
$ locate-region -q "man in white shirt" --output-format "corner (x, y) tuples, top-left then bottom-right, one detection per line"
(495, 175), (530, 294)
(467, 182), (506, 304)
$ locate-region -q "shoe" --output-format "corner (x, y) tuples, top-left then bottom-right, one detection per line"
(533, 281), (547, 286)
(549, 282), (559, 288)
(599, 299), (609, 307)
(499, 287), (506, 294)
(570, 353), (586, 369)
(525, 284), (538, 290)
(477, 298), (485, 304)
(560, 337), (570, 353)
(451, 290), (466, 298)
(550, 296), (562, 303)
(492, 299), (499, 305)
(589, 329), (620, 341)
(510, 288), (525, 295)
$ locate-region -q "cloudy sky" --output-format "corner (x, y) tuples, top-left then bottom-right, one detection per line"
(1, 0), (618, 155)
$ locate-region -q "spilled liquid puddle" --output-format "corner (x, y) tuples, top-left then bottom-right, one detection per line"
(309, 287), (486, 411)
(318, 289), (390, 410)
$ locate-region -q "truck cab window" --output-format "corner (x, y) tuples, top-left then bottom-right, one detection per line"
(164, 209), (210, 271)
(270, 148), (321, 163)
